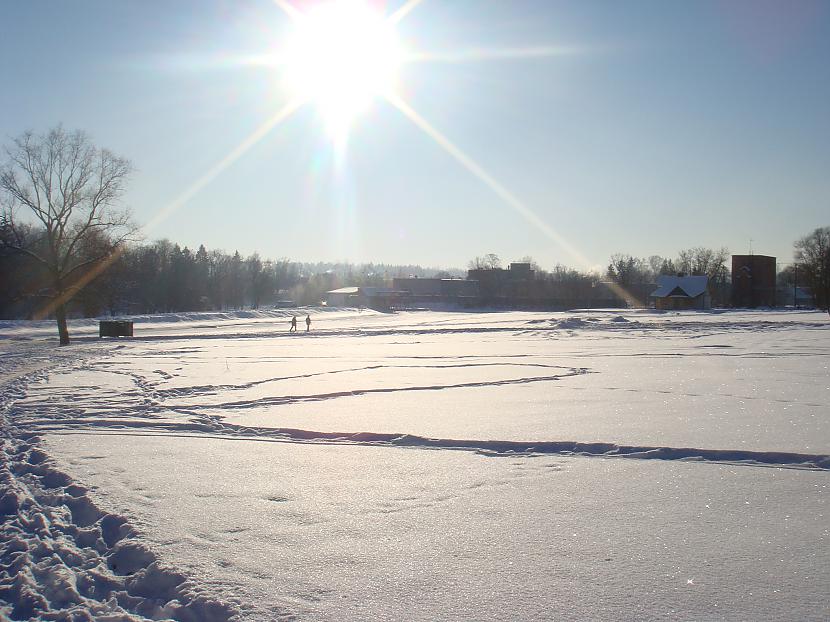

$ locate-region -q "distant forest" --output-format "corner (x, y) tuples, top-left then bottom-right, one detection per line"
(0, 237), (462, 319)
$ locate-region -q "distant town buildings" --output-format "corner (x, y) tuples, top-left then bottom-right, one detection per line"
(392, 277), (479, 304)
(466, 262), (537, 304)
(324, 286), (405, 308)
(322, 253), (806, 311)
(325, 262), (627, 310)
(324, 286), (361, 307)
(325, 279), (479, 309)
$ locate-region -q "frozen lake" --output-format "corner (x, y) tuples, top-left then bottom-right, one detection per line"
(1, 308), (828, 620)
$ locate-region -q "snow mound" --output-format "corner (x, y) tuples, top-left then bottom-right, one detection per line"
(0, 435), (240, 621)
(555, 317), (589, 329)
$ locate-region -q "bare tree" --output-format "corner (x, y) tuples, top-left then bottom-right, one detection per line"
(794, 226), (830, 315)
(676, 246), (729, 280)
(468, 253), (501, 270)
(1, 127), (134, 345)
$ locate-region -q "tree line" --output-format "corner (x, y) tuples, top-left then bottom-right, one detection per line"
(0, 235), (448, 319)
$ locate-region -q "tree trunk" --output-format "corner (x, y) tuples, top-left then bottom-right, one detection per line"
(55, 303), (70, 346)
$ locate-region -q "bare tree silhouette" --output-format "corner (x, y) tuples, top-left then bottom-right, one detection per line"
(1, 127), (134, 345)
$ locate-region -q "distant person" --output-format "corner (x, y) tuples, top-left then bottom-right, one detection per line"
(290, 316), (297, 332)
(305, 314), (311, 332)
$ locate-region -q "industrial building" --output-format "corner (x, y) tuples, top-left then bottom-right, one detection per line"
(324, 286), (405, 309)
(391, 277), (479, 306)
(731, 255), (776, 308)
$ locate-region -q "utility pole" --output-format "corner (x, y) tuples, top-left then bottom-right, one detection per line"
(794, 263), (798, 309)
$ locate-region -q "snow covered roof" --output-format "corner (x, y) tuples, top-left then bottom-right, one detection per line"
(326, 287), (402, 297)
(326, 287), (360, 295)
(650, 275), (709, 299)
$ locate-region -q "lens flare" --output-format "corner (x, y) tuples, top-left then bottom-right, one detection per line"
(282, 0), (403, 136)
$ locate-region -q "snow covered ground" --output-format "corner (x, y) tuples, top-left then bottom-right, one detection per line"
(1, 308), (828, 620)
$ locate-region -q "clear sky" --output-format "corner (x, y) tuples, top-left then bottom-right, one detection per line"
(2, 0), (828, 271)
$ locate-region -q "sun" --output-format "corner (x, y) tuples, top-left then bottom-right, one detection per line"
(282, 0), (403, 136)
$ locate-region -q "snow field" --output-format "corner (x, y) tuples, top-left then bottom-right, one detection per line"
(42, 434), (829, 621)
(1, 308), (828, 620)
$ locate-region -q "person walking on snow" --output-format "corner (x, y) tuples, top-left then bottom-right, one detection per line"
(305, 314), (311, 332)
(289, 316), (297, 332)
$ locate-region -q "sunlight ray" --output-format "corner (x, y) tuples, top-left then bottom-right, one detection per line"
(272, 0), (304, 21)
(384, 93), (640, 305)
(33, 98), (306, 322)
(388, 0), (426, 25)
(142, 98), (304, 236)
(406, 45), (582, 64)
(384, 93), (584, 267)
(603, 282), (640, 307)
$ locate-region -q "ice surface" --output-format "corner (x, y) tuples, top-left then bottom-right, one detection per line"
(1, 308), (829, 620)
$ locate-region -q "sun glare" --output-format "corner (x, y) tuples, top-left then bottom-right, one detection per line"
(283, 0), (402, 135)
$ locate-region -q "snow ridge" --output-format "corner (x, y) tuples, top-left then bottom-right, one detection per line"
(251, 428), (830, 470)
(35, 422), (830, 471)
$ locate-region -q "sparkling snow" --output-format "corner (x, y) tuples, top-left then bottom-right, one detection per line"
(1, 308), (828, 620)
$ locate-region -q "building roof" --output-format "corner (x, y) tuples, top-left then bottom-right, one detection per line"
(327, 286), (405, 296)
(650, 275), (709, 299)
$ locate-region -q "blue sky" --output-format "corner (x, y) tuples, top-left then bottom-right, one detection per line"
(2, 0), (828, 271)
